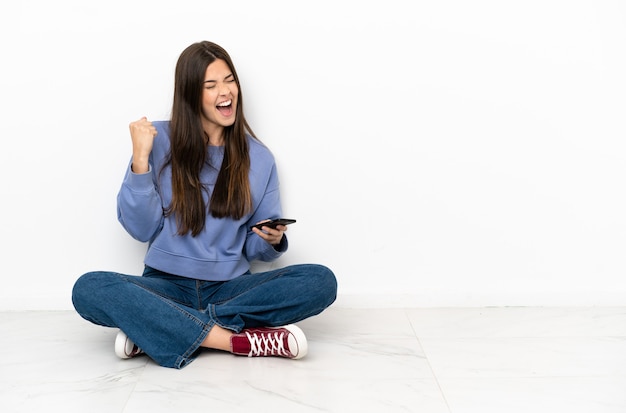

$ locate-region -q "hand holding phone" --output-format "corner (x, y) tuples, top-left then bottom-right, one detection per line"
(250, 218), (296, 231)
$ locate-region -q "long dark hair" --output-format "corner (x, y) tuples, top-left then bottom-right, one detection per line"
(166, 41), (256, 236)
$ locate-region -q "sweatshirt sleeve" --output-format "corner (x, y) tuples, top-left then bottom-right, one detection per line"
(117, 162), (164, 243)
(243, 162), (288, 262)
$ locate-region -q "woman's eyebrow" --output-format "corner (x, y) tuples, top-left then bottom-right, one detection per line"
(204, 73), (234, 83)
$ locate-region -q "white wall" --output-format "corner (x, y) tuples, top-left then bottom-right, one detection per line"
(1, 0), (625, 310)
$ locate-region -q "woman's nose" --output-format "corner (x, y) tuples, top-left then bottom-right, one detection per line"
(218, 82), (230, 95)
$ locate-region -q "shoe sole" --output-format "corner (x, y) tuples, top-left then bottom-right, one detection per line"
(279, 324), (308, 359)
(114, 330), (134, 359)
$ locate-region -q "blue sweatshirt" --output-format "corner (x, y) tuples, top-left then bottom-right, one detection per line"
(117, 121), (287, 281)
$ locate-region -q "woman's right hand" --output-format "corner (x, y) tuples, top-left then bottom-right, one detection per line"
(129, 117), (157, 174)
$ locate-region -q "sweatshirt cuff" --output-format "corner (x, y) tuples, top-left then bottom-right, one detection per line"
(125, 164), (154, 192)
(273, 235), (288, 253)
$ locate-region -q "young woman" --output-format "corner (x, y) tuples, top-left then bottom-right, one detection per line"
(72, 41), (337, 369)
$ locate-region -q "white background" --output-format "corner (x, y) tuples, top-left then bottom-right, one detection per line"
(1, 0), (624, 310)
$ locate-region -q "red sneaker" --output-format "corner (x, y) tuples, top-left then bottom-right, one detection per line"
(114, 330), (144, 359)
(230, 324), (308, 359)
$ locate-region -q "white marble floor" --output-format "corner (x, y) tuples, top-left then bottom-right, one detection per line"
(1, 306), (625, 413)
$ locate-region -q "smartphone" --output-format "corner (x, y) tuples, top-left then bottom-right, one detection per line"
(250, 218), (296, 231)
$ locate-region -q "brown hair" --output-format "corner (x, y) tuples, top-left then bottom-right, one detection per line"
(166, 41), (256, 236)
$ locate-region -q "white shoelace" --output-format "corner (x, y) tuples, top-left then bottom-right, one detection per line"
(245, 330), (289, 357)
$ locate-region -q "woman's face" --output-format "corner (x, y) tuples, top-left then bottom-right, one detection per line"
(201, 58), (239, 143)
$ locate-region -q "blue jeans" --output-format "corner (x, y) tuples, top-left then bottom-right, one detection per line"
(72, 264), (337, 369)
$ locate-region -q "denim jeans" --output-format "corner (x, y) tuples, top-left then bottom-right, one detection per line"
(72, 264), (337, 369)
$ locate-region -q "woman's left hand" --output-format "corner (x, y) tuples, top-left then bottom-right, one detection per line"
(252, 221), (287, 246)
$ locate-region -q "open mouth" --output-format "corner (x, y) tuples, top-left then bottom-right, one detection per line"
(216, 100), (233, 116)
